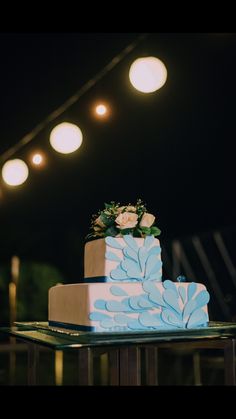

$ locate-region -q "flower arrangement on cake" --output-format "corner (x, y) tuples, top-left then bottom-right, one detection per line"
(86, 199), (161, 240)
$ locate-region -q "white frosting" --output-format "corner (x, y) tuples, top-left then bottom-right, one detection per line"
(84, 237), (162, 280)
(49, 282), (209, 330)
(48, 236), (210, 332)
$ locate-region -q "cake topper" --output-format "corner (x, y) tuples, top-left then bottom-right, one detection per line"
(86, 199), (161, 240)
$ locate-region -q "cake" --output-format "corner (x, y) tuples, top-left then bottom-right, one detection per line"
(49, 200), (210, 332)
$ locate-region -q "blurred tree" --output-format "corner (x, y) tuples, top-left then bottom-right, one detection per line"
(0, 264), (11, 324)
(0, 261), (64, 324)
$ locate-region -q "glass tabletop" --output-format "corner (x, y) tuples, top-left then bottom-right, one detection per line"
(1, 321), (236, 350)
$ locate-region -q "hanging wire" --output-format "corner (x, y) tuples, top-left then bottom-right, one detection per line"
(0, 33), (149, 165)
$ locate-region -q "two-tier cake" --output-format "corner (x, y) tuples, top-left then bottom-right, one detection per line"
(49, 200), (210, 332)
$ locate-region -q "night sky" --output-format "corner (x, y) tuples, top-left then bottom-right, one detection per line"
(0, 33), (235, 281)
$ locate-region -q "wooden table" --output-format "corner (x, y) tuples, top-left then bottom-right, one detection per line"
(0, 321), (235, 385)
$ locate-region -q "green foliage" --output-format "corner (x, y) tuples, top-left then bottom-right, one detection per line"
(100, 212), (115, 227)
(120, 228), (132, 235)
(0, 261), (64, 324)
(140, 226), (151, 235)
(150, 226), (161, 236)
(104, 226), (119, 237)
(86, 199), (161, 240)
(0, 265), (11, 324)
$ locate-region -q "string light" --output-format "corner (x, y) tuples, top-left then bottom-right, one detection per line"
(129, 56), (167, 93)
(32, 153), (44, 166)
(94, 103), (110, 119)
(2, 159), (29, 186)
(0, 34), (157, 189)
(0, 33), (149, 166)
(49, 122), (83, 154)
(96, 104), (107, 115)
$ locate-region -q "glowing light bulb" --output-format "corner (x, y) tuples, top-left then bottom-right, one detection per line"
(95, 104), (107, 116)
(50, 122), (83, 154)
(2, 159), (29, 186)
(129, 56), (167, 93)
(32, 153), (43, 165)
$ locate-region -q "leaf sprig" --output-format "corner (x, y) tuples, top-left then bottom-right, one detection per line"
(86, 199), (161, 240)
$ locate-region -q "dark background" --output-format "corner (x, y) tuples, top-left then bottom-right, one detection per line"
(0, 32), (235, 282)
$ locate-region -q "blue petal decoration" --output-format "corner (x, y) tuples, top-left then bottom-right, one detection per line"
(128, 296), (147, 311)
(105, 251), (121, 262)
(121, 259), (141, 273)
(148, 246), (161, 256)
(163, 280), (179, 297)
(145, 255), (161, 278)
(178, 286), (186, 304)
(124, 278), (140, 282)
(105, 237), (123, 250)
(144, 235), (155, 249)
(148, 272), (162, 281)
(123, 247), (138, 262)
(106, 300), (127, 312)
(120, 260), (128, 272)
(110, 268), (129, 280)
(194, 290), (210, 308)
(106, 298), (139, 313)
(110, 286), (129, 296)
(148, 287), (166, 307)
(161, 309), (183, 327)
(138, 247), (148, 272)
(163, 289), (181, 314)
(94, 299), (107, 310)
(127, 267), (143, 279)
(177, 275), (187, 282)
(138, 295), (155, 309)
(127, 318), (150, 330)
(139, 311), (162, 327)
(142, 281), (157, 294)
(100, 318), (116, 328)
(114, 314), (130, 325)
(187, 282), (197, 300)
(153, 312), (162, 322)
(120, 262), (129, 273)
(122, 298), (141, 312)
(123, 235), (139, 251)
(106, 236), (163, 283)
(146, 260), (162, 279)
(187, 308), (208, 328)
(89, 312), (111, 321)
(183, 299), (196, 319)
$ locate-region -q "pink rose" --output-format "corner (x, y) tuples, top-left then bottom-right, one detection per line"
(139, 213), (155, 228)
(115, 212), (138, 229)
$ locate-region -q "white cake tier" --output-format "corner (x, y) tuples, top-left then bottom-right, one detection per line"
(48, 281), (210, 332)
(84, 235), (162, 282)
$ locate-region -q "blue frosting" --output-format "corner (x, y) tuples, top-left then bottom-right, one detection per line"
(105, 237), (123, 249)
(176, 275), (187, 282)
(110, 285), (129, 296)
(179, 286), (186, 304)
(105, 235), (162, 282)
(89, 280), (210, 331)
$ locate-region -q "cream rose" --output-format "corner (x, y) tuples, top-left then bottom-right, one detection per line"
(126, 206), (136, 212)
(117, 205), (136, 214)
(115, 212), (138, 229)
(117, 206), (126, 214)
(94, 216), (105, 228)
(139, 213), (155, 228)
